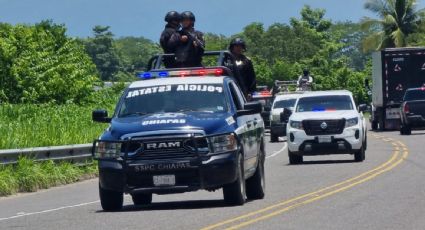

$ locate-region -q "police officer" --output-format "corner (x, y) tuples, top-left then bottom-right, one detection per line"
(160, 11), (181, 68)
(229, 38), (257, 96)
(297, 69), (313, 91)
(168, 11), (205, 67)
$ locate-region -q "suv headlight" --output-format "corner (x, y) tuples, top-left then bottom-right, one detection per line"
(94, 141), (122, 159)
(289, 120), (303, 130)
(208, 133), (237, 154)
(345, 117), (359, 128)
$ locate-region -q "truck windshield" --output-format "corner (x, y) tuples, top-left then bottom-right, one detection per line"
(296, 95), (353, 112)
(274, 99), (296, 109)
(117, 84), (227, 117)
(404, 89), (425, 101)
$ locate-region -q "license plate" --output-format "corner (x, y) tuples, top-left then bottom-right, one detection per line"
(318, 136), (332, 143)
(153, 175), (175, 186)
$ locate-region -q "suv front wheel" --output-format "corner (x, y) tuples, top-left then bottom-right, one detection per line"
(288, 150), (303, 165)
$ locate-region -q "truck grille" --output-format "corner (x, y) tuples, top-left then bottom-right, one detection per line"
(121, 135), (208, 160)
(302, 119), (345, 136)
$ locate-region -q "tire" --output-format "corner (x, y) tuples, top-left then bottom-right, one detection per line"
(288, 150), (303, 165)
(270, 133), (278, 142)
(400, 125), (412, 135)
(223, 153), (246, 206)
(371, 120), (378, 130)
(246, 150), (265, 200)
(99, 183), (123, 211)
(354, 144), (366, 162)
(131, 193), (152, 206)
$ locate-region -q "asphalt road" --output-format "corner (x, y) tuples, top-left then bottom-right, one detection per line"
(0, 130), (424, 230)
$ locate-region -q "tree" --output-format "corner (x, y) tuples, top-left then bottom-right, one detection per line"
(84, 26), (120, 81)
(361, 0), (424, 51)
(0, 21), (98, 104)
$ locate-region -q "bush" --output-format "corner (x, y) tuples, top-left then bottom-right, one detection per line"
(0, 21), (99, 104)
(0, 158), (97, 196)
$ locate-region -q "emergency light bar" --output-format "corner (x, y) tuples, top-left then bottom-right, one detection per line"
(137, 68), (225, 80)
(252, 91), (273, 97)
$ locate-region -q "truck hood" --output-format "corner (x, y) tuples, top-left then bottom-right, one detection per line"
(290, 110), (358, 121)
(102, 112), (235, 140)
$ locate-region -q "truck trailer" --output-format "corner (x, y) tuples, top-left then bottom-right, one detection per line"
(370, 47), (425, 130)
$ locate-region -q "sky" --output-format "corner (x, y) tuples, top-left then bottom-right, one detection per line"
(1, 0), (424, 41)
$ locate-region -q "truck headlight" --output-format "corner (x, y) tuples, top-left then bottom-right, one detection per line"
(345, 117), (359, 128)
(208, 133), (237, 154)
(94, 141), (122, 159)
(289, 121), (303, 130)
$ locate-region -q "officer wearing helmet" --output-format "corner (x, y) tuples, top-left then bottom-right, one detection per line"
(160, 11), (181, 68)
(297, 69), (313, 91)
(168, 11), (205, 67)
(229, 38), (257, 96)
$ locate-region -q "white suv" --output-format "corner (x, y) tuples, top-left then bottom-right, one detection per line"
(286, 90), (367, 164)
(270, 93), (303, 142)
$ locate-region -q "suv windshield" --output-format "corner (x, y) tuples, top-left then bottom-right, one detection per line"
(118, 84), (227, 117)
(404, 89), (425, 101)
(296, 95), (353, 112)
(274, 99), (296, 109)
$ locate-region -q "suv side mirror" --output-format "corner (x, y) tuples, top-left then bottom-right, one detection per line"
(358, 104), (368, 113)
(280, 108), (292, 123)
(92, 110), (111, 123)
(237, 101), (262, 116)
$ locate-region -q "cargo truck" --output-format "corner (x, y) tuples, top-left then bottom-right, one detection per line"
(370, 48), (425, 130)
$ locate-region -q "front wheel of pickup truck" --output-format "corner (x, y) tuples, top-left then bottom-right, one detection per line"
(223, 153), (246, 206)
(131, 193), (152, 206)
(99, 184), (123, 211)
(288, 150), (303, 165)
(354, 145), (366, 162)
(246, 150), (265, 200)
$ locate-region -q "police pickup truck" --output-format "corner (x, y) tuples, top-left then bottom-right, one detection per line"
(92, 65), (266, 211)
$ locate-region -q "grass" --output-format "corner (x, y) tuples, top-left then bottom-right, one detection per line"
(0, 158), (97, 196)
(0, 88), (121, 149)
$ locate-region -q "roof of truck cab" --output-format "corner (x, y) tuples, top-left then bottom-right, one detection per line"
(129, 76), (226, 88)
(300, 90), (353, 97)
(274, 93), (303, 101)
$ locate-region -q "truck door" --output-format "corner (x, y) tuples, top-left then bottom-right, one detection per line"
(228, 82), (257, 173)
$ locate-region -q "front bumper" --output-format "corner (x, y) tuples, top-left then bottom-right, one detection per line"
(287, 126), (363, 155)
(98, 151), (238, 194)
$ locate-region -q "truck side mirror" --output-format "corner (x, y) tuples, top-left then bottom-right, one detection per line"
(280, 108), (292, 123)
(92, 110), (111, 123)
(237, 101), (262, 116)
(358, 104), (368, 113)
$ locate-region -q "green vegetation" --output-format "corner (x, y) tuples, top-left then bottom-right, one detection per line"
(0, 158), (97, 196)
(361, 0), (425, 51)
(0, 21), (99, 104)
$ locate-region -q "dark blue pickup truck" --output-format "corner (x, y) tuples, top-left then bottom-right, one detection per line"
(400, 87), (425, 135)
(92, 65), (266, 211)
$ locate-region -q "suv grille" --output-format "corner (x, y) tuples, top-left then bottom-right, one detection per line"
(302, 119), (345, 136)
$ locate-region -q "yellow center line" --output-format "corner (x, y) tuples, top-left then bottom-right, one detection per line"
(201, 137), (408, 230)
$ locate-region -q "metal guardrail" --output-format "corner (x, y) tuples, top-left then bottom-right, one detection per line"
(0, 144), (93, 165)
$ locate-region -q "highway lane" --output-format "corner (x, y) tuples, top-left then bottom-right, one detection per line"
(0, 131), (422, 230)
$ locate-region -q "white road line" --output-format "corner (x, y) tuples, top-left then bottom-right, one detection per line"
(0, 200), (100, 221)
(267, 142), (287, 159)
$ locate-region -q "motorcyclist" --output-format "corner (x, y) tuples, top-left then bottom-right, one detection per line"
(297, 69), (313, 91)
(168, 11), (205, 67)
(160, 11), (181, 68)
(229, 38), (257, 96)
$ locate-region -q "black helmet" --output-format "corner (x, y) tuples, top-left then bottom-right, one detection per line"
(303, 69), (309, 76)
(180, 11), (195, 21)
(229, 38), (246, 50)
(165, 11), (180, 23)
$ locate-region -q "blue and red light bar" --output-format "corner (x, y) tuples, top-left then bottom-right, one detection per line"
(137, 68), (225, 80)
(252, 90), (273, 97)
